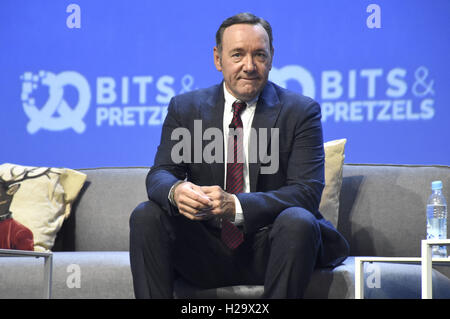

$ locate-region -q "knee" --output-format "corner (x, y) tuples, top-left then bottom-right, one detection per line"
(271, 207), (321, 244)
(129, 200), (165, 231)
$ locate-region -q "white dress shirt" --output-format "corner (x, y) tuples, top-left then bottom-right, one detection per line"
(222, 83), (258, 225)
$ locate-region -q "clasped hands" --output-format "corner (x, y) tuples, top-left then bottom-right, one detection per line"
(173, 182), (236, 222)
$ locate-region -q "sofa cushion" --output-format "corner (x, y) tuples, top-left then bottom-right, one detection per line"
(173, 257), (450, 299)
(70, 167), (148, 251)
(51, 251), (134, 298)
(338, 164), (450, 257)
(0, 251), (133, 298)
(0, 163), (86, 252)
(319, 139), (346, 228)
(174, 280), (264, 299)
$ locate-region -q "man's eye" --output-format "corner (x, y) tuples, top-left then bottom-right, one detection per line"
(232, 53), (241, 58)
(256, 53), (267, 59)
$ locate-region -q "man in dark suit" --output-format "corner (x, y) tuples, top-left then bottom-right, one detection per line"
(129, 12), (348, 299)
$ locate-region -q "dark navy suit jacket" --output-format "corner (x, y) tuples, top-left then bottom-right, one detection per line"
(146, 81), (349, 268)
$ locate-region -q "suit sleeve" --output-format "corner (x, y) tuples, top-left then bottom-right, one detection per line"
(237, 100), (325, 233)
(146, 97), (187, 216)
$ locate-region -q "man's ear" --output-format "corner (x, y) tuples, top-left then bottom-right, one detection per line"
(213, 46), (222, 72)
(6, 184), (20, 196)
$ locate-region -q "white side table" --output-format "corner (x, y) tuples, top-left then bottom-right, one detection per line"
(0, 248), (53, 299)
(355, 240), (450, 299)
(421, 239), (450, 299)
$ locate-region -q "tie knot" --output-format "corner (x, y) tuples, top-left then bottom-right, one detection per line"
(232, 100), (247, 116)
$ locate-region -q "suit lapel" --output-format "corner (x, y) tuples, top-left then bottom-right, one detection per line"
(200, 84), (225, 188)
(249, 82), (282, 192)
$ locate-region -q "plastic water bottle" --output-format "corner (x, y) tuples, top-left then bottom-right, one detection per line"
(426, 181), (447, 258)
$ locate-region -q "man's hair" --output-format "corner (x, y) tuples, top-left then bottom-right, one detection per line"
(215, 12), (273, 53)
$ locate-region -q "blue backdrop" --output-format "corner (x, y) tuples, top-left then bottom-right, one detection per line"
(1, 0), (448, 168)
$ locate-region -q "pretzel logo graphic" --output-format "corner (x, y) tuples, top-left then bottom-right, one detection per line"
(20, 71), (91, 134)
(269, 65), (316, 99)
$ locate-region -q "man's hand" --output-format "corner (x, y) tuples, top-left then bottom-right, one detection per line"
(173, 182), (213, 220)
(200, 186), (236, 222)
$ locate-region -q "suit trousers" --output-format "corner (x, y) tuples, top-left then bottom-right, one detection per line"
(129, 199), (323, 299)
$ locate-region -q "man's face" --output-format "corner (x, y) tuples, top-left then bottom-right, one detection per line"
(214, 23), (273, 102)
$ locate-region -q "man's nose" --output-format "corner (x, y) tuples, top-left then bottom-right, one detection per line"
(243, 55), (256, 73)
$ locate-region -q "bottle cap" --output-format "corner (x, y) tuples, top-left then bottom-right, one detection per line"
(431, 181), (443, 190)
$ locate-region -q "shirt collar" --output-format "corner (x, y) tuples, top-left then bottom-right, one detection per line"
(223, 82), (258, 111)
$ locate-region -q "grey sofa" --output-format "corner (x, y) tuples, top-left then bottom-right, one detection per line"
(1, 164), (449, 299)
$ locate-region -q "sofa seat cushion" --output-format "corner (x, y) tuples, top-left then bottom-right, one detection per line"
(174, 280), (265, 299)
(174, 257), (450, 299)
(0, 251), (133, 299)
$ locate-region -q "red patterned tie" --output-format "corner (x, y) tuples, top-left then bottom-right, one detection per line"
(221, 100), (246, 249)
